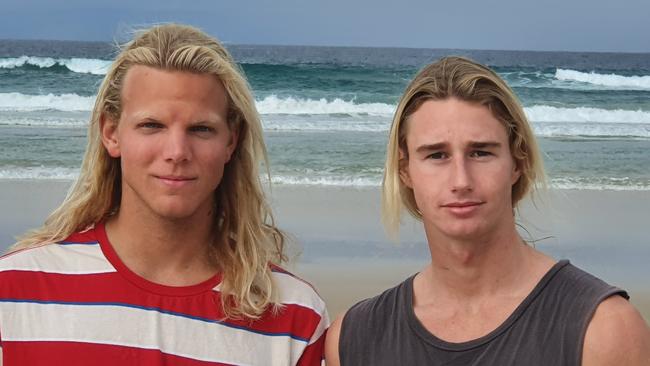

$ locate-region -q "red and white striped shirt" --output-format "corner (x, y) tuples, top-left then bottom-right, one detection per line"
(0, 223), (328, 365)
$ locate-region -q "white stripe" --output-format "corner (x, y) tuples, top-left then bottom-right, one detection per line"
(271, 272), (330, 346)
(211, 271), (328, 321)
(0, 243), (116, 275)
(272, 271), (327, 316)
(1, 301), (307, 366)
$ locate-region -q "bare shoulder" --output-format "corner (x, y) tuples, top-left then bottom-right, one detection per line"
(324, 311), (347, 366)
(582, 295), (650, 366)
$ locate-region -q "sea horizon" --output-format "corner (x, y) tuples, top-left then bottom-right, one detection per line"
(3, 37), (650, 55)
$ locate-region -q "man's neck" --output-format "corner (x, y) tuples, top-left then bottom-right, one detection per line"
(421, 222), (553, 302)
(104, 205), (218, 287)
(413, 223), (555, 343)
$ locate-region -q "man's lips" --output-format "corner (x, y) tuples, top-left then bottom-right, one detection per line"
(155, 175), (197, 188)
(442, 201), (483, 208)
(441, 201), (484, 216)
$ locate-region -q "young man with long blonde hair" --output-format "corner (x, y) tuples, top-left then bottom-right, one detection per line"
(325, 56), (650, 365)
(0, 24), (327, 365)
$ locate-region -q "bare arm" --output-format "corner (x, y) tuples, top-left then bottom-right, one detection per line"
(324, 312), (345, 366)
(582, 295), (650, 366)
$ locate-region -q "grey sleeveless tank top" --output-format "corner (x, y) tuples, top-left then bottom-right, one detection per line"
(339, 260), (628, 366)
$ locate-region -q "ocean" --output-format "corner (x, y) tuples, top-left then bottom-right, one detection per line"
(1, 40), (650, 190)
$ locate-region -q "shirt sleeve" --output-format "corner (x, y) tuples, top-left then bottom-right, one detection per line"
(295, 301), (329, 366)
(297, 325), (328, 366)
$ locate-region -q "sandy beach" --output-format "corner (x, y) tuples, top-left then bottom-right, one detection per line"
(1, 180), (648, 322)
(270, 185), (650, 320)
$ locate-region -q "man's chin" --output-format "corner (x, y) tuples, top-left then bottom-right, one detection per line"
(440, 224), (487, 242)
(152, 205), (203, 222)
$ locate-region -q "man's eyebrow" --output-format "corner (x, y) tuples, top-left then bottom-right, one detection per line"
(469, 141), (502, 149)
(128, 111), (161, 122)
(415, 142), (447, 153)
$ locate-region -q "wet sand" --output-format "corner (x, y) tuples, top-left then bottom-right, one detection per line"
(1, 180), (649, 322)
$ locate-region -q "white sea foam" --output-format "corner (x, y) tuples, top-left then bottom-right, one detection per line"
(0, 56), (110, 75)
(555, 69), (650, 90)
(0, 167), (78, 180)
(0, 92), (95, 112)
(0, 167), (382, 186)
(0, 93), (395, 116)
(262, 114), (390, 132)
(270, 175), (381, 187)
(0, 56), (55, 69)
(256, 95), (395, 115)
(550, 177), (650, 191)
(268, 175), (649, 190)
(2, 92), (649, 137)
(0, 168), (646, 191)
(533, 122), (650, 138)
(525, 105), (650, 124)
(64, 58), (111, 75)
(529, 105), (650, 137)
(0, 115), (88, 127)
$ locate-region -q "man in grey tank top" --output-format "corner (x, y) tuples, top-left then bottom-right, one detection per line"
(325, 57), (650, 365)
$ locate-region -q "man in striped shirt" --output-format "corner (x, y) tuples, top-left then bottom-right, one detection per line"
(0, 24), (327, 365)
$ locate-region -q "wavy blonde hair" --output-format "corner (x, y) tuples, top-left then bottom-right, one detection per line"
(13, 24), (285, 319)
(383, 56), (546, 236)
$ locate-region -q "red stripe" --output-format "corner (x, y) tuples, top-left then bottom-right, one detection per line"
(1, 341), (233, 365)
(3, 225), (324, 343)
(0, 270), (322, 341)
(297, 331), (327, 366)
(63, 228), (98, 243)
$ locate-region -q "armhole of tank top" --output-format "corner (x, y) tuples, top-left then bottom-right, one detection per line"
(575, 288), (629, 366)
(338, 297), (368, 363)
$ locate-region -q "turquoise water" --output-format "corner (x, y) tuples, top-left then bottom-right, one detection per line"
(1, 40), (650, 190)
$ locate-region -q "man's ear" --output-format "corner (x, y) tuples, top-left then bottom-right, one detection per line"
(225, 127), (238, 163)
(511, 160), (522, 186)
(399, 149), (412, 188)
(100, 114), (121, 158)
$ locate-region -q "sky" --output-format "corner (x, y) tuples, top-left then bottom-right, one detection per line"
(0, 0), (649, 53)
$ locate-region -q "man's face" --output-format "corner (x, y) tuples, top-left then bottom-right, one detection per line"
(401, 98), (520, 242)
(101, 65), (237, 221)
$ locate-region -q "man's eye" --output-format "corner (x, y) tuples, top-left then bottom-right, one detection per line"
(427, 152), (447, 160)
(190, 126), (215, 133)
(139, 122), (163, 129)
(470, 150), (492, 158)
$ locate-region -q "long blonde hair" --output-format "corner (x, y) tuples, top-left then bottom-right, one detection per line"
(13, 24), (285, 319)
(383, 56), (546, 236)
